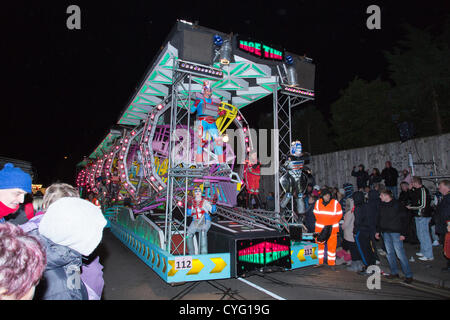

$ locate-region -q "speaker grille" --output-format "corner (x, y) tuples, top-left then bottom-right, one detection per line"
(182, 30), (213, 65)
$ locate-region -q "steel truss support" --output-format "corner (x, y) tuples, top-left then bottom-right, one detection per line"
(215, 206), (290, 232)
(273, 83), (313, 223)
(164, 70), (197, 255)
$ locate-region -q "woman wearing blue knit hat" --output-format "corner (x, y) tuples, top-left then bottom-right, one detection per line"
(0, 163), (32, 223)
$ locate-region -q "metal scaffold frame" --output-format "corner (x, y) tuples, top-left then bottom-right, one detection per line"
(273, 84), (314, 222)
(164, 68), (195, 255)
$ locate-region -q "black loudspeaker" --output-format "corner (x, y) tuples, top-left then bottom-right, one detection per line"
(397, 121), (415, 142)
(294, 55), (315, 91)
(181, 30), (213, 65)
(289, 224), (303, 242)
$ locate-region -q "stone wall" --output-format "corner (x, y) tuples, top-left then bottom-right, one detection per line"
(309, 133), (450, 191)
(258, 133), (450, 197)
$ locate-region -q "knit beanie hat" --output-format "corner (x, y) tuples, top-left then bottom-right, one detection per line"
(0, 163), (32, 193)
(39, 197), (107, 256)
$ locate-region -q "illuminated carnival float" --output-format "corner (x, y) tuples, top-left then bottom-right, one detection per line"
(76, 20), (318, 283)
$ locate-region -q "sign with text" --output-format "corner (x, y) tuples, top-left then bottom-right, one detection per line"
(174, 256), (193, 270)
(238, 37), (283, 61)
(236, 236), (291, 276)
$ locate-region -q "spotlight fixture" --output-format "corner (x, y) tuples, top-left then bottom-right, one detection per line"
(219, 40), (232, 65)
(280, 84), (315, 98)
(213, 34), (223, 46)
(178, 60), (224, 79)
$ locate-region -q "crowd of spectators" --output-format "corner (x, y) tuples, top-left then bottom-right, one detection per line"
(0, 163), (106, 300)
(1, 157), (449, 299)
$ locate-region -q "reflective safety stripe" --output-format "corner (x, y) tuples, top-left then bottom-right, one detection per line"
(328, 257), (336, 260)
(332, 223), (340, 228)
(316, 223), (325, 228)
(313, 210), (341, 215)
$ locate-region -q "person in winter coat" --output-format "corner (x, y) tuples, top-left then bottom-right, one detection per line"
(5, 193), (35, 225)
(376, 189), (413, 283)
(381, 161), (399, 199)
(303, 195), (317, 233)
(435, 180), (450, 272)
(401, 168), (412, 185)
(369, 168), (383, 189)
(406, 176), (433, 261)
(313, 188), (343, 265)
(341, 183), (354, 214)
(21, 183), (105, 300)
(353, 191), (377, 271)
(365, 190), (382, 262)
(351, 165), (369, 191)
(28, 197), (107, 300)
(341, 197), (363, 271)
(399, 181), (418, 245)
(0, 163), (32, 224)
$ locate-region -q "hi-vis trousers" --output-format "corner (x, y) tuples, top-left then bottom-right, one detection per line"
(315, 228), (338, 265)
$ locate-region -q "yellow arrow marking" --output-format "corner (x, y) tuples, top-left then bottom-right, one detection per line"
(311, 247), (317, 260)
(156, 254), (161, 268)
(297, 249), (306, 262)
(186, 259), (204, 275)
(209, 258), (227, 273)
(162, 258), (167, 273)
(151, 250), (155, 264)
(168, 260), (178, 277)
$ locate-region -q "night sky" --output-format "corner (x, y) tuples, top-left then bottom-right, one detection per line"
(2, 0), (449, 186)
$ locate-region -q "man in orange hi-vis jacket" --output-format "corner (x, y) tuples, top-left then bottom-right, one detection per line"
(313, 188), (343, 265)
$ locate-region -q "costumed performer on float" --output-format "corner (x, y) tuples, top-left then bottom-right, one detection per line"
(280, 140), (312, 215)
(186, 185), (217, 254)
(243, 152), (262, 209)
(190, 81), (226, 164)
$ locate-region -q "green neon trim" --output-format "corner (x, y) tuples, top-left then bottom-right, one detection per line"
(158, 53), (171, 67)
(239, 94), (267, 101)
(229, 62), (246, 76)
(251, 64), (267, 76)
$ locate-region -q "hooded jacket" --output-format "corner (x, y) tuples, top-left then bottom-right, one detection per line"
(351, 167), (369, 189)
(28, 229), (88, 300)
(353, 191), (370, 234)
(376, 199), (408, 236)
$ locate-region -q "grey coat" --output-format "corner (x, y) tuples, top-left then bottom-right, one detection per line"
(29, 229), (88, 300)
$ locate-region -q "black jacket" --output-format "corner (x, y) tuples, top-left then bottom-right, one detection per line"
(381, 167), (398, 187)
(352, 169), (369, 189)
(365, 190), (380, 235)
(409, 186), (432, 217)
(435, 194), (450, 236)
(398, 189), (412, 207)
(369, 174), (382, 188)
(353, 191), (369, 234)
(376, 199), (408, 236)
(304, 202), (316, 233)
(29, 229), (89, 300)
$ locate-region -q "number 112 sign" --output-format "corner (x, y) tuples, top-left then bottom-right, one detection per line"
(174, 256), (193, 270)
